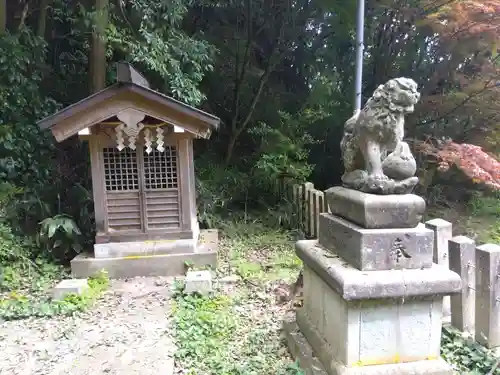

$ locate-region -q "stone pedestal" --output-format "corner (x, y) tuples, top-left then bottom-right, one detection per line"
(284, 189), (461, 375)
(70, 229), (218, 278)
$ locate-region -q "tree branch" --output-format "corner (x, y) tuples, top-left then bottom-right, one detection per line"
(416, 78), (500, 128)
(17, 1), (30, 31)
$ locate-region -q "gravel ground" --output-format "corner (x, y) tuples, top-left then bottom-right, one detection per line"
(0, 277), (176, 375)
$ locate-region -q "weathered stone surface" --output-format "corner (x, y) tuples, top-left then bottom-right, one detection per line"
(184, 270), (213, 295)
(94, 239), (196, 259)
(52, 278), (89, 300)
(283, 319), (329, 375)
(449, 236), (476, 334)
(325, 187), (425, 229)
(295, 240), (461, 301)
(318, 213), (433, 271)
(475, 243), (500, 349)
(425, 219), (453, 321)
(300, 266), (444, 367)
(289, 311), (453, 375)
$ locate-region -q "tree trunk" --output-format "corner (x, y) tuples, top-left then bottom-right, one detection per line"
(37, 0), (51, 38)
(224, 131), (239, 166)
(0, 0), (5, 35)
(89, 0), (109, 94)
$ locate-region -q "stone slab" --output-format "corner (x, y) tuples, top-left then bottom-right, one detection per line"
(52, 278), (89, 300)
(284, 318), (453, 375)
(318, 214), (434, 271)
(296, 240), (461, 301)
(71, 245), (217, 279)
(94, 239), (196, 259)
(449, 236), (476, 334)
(325, 187), (425, 229)
(184, 270), (213, 295)
(300, 265), (444, 367)
(475, 243), (500, 349)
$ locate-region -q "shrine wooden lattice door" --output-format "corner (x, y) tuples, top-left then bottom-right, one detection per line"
(102, 144), (181, 233)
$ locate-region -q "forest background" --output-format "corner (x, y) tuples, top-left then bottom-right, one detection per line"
(0, 0), (499, 266)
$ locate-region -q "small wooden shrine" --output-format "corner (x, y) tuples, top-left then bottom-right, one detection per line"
(37, 63), (220, 278)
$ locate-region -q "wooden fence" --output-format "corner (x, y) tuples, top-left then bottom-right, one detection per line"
(280, 181), (328, 238)
(287, 182), (500, 349)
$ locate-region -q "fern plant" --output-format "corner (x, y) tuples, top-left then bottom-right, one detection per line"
(37, 214), (82, 260)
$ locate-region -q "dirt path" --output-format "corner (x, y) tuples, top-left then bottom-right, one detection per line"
(0, 277), (175, 375)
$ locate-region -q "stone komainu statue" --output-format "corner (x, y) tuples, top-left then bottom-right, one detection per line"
(340, 77), (421, 195)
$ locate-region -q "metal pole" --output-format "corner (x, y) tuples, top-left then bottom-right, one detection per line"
(354, 0), (365, 114)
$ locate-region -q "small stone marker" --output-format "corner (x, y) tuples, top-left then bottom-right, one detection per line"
(184, 270), (212, 295)
(52, 279), (89, 300)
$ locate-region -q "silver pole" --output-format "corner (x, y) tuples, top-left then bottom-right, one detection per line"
(354, 0), (365, 114)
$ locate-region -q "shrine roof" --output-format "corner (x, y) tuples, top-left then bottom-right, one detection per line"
(37, 63), (220, 142)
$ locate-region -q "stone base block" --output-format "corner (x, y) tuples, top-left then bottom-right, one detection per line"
(318, 214), (433, 271)
(94, 238), (196, 259)
(325, 186), (426, 229)
(290, 240), (461, 374)
(283, 319), (453, 375)
(185, 270), (213, 295)
(71, 245), (217, 279)
(52, 279), (89, 300)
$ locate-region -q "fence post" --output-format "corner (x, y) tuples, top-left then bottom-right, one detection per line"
(292, 184), (301, 231)
(449, 236), (476, 335)
(303, 182), (314, 237)
(475, 243), (500, 349)
(310, 190), (324, 239)
(425, 218), (453, 322)
(312, 191), (318, 238)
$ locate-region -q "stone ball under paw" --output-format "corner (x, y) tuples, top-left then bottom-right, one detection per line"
(382, 142), (417, 180)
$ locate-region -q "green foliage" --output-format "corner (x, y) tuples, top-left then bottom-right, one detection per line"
(469, 192), (500, 218)
(250, 109), (322, 182)
(0, 269), (109, 321)
(441, 327), (500, 374)
(0, 32), (58, 188)
(0, 222), (33, 263)
(195, 108), (323, 229)
(38, 214), (83, 259)
(0, 29), (93, 259)
(108, 0), (215, 105)
(468, 192), (500, 243)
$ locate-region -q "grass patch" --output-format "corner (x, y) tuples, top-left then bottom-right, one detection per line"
(0, 220), (110, 321)
(173, 219), (303, 375)
(0, 269), (109, 320)
(172, 291), (303, 375)
(217, 221), (301, 283)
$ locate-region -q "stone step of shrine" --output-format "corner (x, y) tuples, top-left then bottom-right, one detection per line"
(70, 245), (217, 279)
(72, 229), (219, 279)
(93, 238), (197, 259)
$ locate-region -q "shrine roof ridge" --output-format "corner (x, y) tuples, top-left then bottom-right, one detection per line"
(37, 82), (220, 132)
